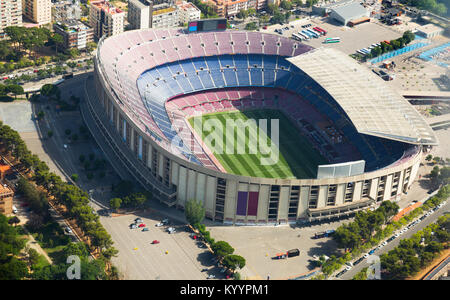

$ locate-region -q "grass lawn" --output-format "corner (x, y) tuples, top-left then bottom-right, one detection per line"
(189, 109), (327, 179)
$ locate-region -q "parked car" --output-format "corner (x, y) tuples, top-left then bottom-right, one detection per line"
(138, 223), (146, 228)
(151, 240), (160, 244)
(135, 218), (143, 223)
(142, 227), (149, 232)
(130, 224), (137, 229)
(64, 226), (72, 234)
(155, 222), (164, 227)
(336, 270), (346, 278)
(354, 257), (364, 265)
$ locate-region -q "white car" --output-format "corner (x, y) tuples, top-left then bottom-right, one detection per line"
(64, 226), (72, 234)
(63, 144), (68, 149)
(395, 233), (400, 238)
(382, 241), (388, 246)
(364, 253), (369, 259)
(155, 222), (164, 227)
(345, 265), (352, 271)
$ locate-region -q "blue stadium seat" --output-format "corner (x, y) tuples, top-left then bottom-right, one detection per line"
(223, 69), (238, 86)
(198, 71), (214, 89)
(250, 69), (263, 86)
(205, 56), (221, 70)
(236, 69), (250, 86)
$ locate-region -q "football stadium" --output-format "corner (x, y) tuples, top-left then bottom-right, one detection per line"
(82, 26), (438, 225)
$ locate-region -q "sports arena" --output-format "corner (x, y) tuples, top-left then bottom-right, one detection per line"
(82, 26), (438, 225)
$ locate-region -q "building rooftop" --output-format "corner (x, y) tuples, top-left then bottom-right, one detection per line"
(0, 183), (12, 195)
(287, 48), (438, 145)
(153, 6), (177, 16)
(91, 0), (124, 15)
(417, 23), (444, 34)
(331, 2), (368, 20)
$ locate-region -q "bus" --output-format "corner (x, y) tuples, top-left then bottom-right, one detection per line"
(316, 26), (327, 35)
(298, 32), (309, 40)
(306, 29), (320, 38)
(291, 33), (303, 41)
(357, 50), (367, 55)
(323, 37), (340, 43)
(301, 30), (313, 39)
(313, 27), (325, 35)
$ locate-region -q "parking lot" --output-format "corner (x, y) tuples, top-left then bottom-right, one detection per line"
(207, 221), (348, 280)
(99, 212), (223, 280)
(261, 17), (402, 55)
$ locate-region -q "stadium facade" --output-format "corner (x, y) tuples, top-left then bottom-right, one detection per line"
(82, 28), (437, 225)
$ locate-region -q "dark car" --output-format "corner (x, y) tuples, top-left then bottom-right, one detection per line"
(353, 257), (364, 265)
(335, 270), (346, 278)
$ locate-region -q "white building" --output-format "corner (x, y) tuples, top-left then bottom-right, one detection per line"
(89, 0), (125, 39)
(22, 0), (51, 25)
(151, 3), (179, 29)
(416, 24), (444, 39)
(0, 0), (23, 39)
(176, 1), (200, 25)
(128, 0), (152, 29)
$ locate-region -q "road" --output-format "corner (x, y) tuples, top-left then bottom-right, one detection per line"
(339, 200), (449, 280)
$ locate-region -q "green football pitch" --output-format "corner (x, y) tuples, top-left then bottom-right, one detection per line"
(188, 109), (328, 179)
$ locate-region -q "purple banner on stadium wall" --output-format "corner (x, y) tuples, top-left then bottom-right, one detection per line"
(247, 192), (259, 216)
(236, 192), (248, 216)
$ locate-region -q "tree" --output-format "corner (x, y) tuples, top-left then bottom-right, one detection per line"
(245, 22), (258, 31)
(280, 0), (293, 10)
(8, 216), (20, 227)
(71, 173), (79, 182)
(211, 241), (234, 259)
(306, 0), (318, 7)
(37, 111), (45, 120)
(26, 248), (41, 266)
(378, 201), (399, 223)
(51, 33), (64, 54)
(266, 3), (278, 14)
(6, 84), (24, 99)
(40, 84), (59, 98)
(184, 199), (205, 225)
(402, 30), (415, 45)
(62, 242), (89, 258)
(237, 9), (249, 20)
(110, 198), (122, 211)
(426, 154), (433, 162)
(222, 254), (246, 271)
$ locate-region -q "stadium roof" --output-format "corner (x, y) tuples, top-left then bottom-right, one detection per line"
(287, 48), (438, 146)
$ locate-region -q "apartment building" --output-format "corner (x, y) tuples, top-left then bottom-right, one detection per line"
(89, 0), (125, 39)
(209, 0), (264, 17)
(0, 164), (13, 216)
(176, 0), (200, 25)
(22, 0), (52, 25)
(0, 183), (13, 215)
(53, 21), (94, 50)
(52, 0), (82, 23)
(0, 0), (23, 39)
(151, 2), (179, 29)
(128, 0), (152, 29)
